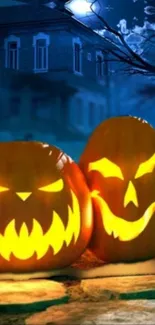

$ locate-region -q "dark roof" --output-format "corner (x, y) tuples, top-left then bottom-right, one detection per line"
(0, 3), (116, 51)
(0, 4), (71, 25)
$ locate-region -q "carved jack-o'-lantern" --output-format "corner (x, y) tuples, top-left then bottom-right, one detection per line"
(0, 142), (93, 273)
(79, 116), (155, 263)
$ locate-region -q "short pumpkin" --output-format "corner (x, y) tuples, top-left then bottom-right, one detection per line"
(0, 141), (93, 273)
(79, 116), (155, 263)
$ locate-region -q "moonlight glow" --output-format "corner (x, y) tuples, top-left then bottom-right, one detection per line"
(66, 0), (95, 16)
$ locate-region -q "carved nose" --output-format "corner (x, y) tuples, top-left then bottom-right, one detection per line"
(124, 181), (138, 207)
(16, 192), (32, 201)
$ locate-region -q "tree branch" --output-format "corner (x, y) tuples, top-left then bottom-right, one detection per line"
(90, 0), (155, 74)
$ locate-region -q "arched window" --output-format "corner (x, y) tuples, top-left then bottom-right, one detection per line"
(4, 35), (20, 70)
(33, 33), (50, 72)
(88, 101), (96, 128)
(75, 97), (83, 126)
(96, 51), (104, 78)
(73, 37), (83, 74)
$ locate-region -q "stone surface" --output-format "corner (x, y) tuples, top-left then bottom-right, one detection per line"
(0, 280), (66, 304)
(0, 280), (68, 313)
(25, 275), (155, 324)
(0, 312), (31, 325)
(81, 275), (155, 300)
(26, 300), (155, 325)
(66, 275), (155, 301)
(1, 251), (155, 322)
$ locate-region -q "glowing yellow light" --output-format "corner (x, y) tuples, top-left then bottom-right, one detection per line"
(88, 158), (124, 180)
(135, 153), (155, 179)
(91, 190), (155, 241)
(0, 186), (9, 192)
(38, 179), (64, 192)
(0, 190), (81, 261)
(16, 192), (32, 201)
(124, 181), (138, 207)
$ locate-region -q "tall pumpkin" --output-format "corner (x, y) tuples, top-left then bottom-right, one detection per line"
(0, 141), (93, 273)
(79, 116), (155, 263)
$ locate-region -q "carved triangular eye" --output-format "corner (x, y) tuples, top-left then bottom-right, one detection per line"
(0, 186), (9, 192)
(88, 158), (124, 180)
(38, 179), (64, 192)
(135, 154), (155, 179)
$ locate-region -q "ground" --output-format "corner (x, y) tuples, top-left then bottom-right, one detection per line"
(0, 251), (155, 324)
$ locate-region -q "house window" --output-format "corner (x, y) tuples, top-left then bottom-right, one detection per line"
(96, 51), (104, 77)
(36, 39), (47, 70)
(74, 43), (81, 73)
(88, 102), (95, 128)
(31, 97), (50, 119)
(75, 98), (83, 126)
(73, 38), (82, 74)
(87, 53), (92, 61)
(8, 42), (18, 69)
(31, 98), (39, 119)
(33, 33), (50, 72)
(10, 97), (20, 116)
(4, 35), (20, 70)
(70, 97), (84, 129)
(99, 104), (105, 122)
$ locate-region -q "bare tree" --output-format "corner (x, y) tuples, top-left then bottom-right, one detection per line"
(80, 0), (155, 76)
(75, 0), (155, 119)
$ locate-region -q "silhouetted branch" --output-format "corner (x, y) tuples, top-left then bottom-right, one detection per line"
(89, 0), (155, 74)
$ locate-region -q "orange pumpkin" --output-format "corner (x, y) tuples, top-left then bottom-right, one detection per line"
(0, 141), (93, 273)
(79, 116), (155, 263)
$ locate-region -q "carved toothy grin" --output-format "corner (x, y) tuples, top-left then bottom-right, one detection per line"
(0, 190), (81, 261)
(91, 190), (155, 241)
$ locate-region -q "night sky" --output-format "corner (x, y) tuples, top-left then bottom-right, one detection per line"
(0, 0), (24, 6)
(0, 0), (145, 27)
(104, 0), (144, 28)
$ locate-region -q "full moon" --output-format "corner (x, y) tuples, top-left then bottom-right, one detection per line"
(66, 0), (95, 15)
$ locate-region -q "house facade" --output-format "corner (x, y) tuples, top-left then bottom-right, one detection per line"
(0, 0), (114, 145)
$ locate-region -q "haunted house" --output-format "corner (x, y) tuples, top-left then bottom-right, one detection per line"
(0, 0), (114, 140)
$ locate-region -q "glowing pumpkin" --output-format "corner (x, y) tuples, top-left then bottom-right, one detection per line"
(0, 141), (93, 273)
(79, 116), (155, 263)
